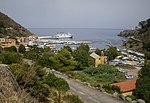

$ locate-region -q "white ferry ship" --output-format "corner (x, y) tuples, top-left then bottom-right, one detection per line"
(55, 32), (73, 39)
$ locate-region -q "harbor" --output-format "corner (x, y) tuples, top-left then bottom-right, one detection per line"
(29, 28), (124, 49)
(38, 36), (92, 45)
(27, 33), (93, 51)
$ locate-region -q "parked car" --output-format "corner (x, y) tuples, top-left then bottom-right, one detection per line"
(125, 74), (134, 79)
(116, 67), (127, 73)
(121, 69), (128, 73)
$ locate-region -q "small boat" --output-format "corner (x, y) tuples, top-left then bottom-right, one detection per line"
(54, 32), (73, 39)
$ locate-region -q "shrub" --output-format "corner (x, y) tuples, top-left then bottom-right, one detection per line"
(0, 52), (21, 64)
(102, 84), (121, 94)
(63, 94), (83, 103)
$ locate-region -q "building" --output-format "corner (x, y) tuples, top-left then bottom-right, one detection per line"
(0, 38), (16, 48)
(90, 51), (105, 67)
(111, 80), (136, 96)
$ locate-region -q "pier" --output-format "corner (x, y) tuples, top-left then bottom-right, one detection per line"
(37, 36), (92, 45)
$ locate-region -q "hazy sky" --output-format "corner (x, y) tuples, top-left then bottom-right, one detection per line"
(0, 0), (150, 29)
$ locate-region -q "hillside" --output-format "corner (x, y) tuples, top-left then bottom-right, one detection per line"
(0, 12), (34, 38)
(118, 18), (150, 52)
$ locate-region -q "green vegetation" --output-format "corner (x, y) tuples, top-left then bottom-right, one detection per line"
(64, 45), (73, 54)
(102, 84), (121, 94)
(0, 43), (128, 102)
(105, 47), (119, 61)
(95, 48), (105, 55)
(4, 46), (17, 52)
(133, 45), (150, 103)
(0, 45), (83, 103)
(70, 65), (125, 87)
(18, 44), (26, 53)
(73, 44), (90, 69)
(63, 94), (83, 103)
(0, 52), (21, 64)
(138, 18), (150, 29)
(121, 18), (150, 52)
(118, 18), (150, 102)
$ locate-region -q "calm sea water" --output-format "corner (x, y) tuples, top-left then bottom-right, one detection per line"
(29, 28), (125, 49)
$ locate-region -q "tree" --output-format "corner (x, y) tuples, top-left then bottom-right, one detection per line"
(64, 46), (72, 54)
(95, 48), (105, 55)
(38, 55), (51, 67)
(24, 51), (39, 60)
(10, 63), (50, 102)
(0, 52), (21, 64)
(138, 18), (150, 29)
(73, 44), (89, 68)
(147, 18), (150, 27)
(134, 48), (150, 102)
(139, 20), (147, 29)
(44, 73), (69, 103)
(134, 63), (150, 103)
(105, 47), (118, 61)
(56, 48), (78, 71)
(143, 42), (150, 52)
(63, 94), (83, 103)
(55, 77), (69, 92)
(18, 44), (26, 53)
(0, 46), (3, 53)
(55, 78), (69, 103)
(4, 46), (17, 52)
(10, 63), (36, 88)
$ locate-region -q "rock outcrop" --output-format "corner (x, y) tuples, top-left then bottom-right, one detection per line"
(118, 18), (150, 52)
(0, 64), (21, 102)
(118, 29), (139, 37)
(0, 64), (38, 103)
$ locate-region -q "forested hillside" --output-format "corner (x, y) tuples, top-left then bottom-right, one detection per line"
(0, 12), (34, 38)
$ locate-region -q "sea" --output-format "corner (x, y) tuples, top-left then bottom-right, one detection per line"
(29, 28), (125, 49)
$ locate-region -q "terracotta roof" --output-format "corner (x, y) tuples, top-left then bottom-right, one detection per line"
(111, 80), (136, 92)
(90, 52), (100, 59)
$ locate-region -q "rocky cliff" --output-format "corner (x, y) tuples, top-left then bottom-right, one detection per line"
(0, 12), (34, 38)
(118, 18), (150, 52)
(118, 29), (139, 37)
(0, 64), (38, 103)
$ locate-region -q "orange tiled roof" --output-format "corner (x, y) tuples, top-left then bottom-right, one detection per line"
(111, 80), (136, 92)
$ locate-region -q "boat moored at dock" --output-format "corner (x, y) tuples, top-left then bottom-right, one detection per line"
(54, 32), (73, 39)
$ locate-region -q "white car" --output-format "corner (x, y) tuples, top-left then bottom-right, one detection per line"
(116, 67), (127, 73)
(125, 74), (134, 79)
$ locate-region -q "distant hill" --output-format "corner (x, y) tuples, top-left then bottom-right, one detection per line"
(118, 18), (150, 52)
(0, 12), (34, 38)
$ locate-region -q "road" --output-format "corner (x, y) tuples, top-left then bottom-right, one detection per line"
(50, 70), (124, 103)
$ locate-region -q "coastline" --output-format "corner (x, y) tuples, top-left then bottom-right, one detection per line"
(29, 28), (124, 49)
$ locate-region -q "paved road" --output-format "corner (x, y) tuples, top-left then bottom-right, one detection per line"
(50, 70), (124, 103)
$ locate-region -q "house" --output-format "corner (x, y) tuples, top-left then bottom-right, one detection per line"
(0, 38), (16, 48)
(111, 80), (136, 96)
(90, 51), (105, 67)
(16, 37), (28, 46)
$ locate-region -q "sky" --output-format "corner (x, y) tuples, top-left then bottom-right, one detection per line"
(0, 0), (150, 29)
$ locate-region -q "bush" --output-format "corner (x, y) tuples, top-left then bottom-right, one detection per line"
(0, 52), (21, 64)
(127, 95), (136, 100)
(112, 85), (121, 93)
(102, 85), (121, 94)
(71, 64), (125, 87)
(4, 46), (17, 52)
(18, 44), (26, 53)
(63, 94), (83, 103)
